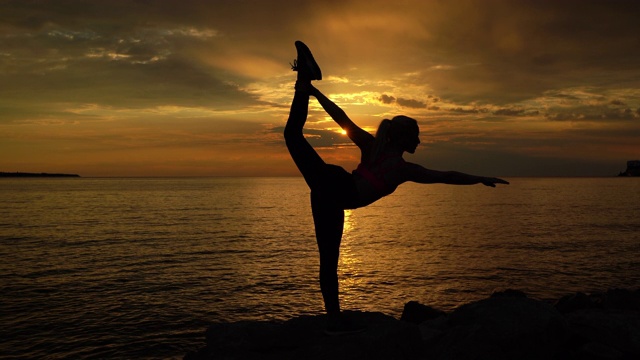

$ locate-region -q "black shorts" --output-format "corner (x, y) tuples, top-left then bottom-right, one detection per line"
(311, 164), (360, 210)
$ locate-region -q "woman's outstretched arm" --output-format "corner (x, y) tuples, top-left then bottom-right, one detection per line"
(296, 82), (374, 148)
(401, 162), (509, 187)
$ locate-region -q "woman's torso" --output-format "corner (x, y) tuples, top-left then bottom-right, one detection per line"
(352, 152), (407, 207)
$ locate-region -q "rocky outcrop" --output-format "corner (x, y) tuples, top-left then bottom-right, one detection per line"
(185, 289), (640, 360)
(618, 160), (640, 176)
(186, 311), (421, 360)
(418, 290), (567, 360)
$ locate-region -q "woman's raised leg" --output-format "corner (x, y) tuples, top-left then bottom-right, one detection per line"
(284, 40), (326, 188)
(283, 88), (325, 189)
(284, 42), (354, 328)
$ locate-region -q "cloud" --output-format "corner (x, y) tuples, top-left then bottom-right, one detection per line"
(493, 108), (527, 117)
(449, 107), (487, 114)
(527, 87), (640, 123)
(394, 1), (640, 105)
(0, 58), (261, 118)
(379, 94), (395, 104)
(396, 98), (427, 109)
(378, 94), (427, 109)
(0, 25), (265, 121)
(546, 106), (640, 122)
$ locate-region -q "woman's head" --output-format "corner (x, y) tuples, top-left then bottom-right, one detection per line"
(377, 115), (420, 151)
(369, 115), (420, 162)
(388, 116), (419, 148)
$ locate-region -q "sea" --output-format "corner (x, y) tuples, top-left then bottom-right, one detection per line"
(1, 177), (639, 359)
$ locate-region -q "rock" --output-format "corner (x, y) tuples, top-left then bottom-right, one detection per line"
(423, 295), (568, 360)
(186, 311), (421, 360)
(400, 301), (446, 325)
(576, 341), (625, 360)
(565, 308), (640, 359)
(555, 292), (597, 314)
(490, 288), (528, 299)
(185, 289), (640, 360)
(555, 288), (640, 312)
(602, 288), (640, 311)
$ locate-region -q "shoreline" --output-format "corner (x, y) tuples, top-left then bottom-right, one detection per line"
(186, 288), (640, 360)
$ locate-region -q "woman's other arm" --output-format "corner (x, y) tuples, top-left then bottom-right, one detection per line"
(401, 162), (509, 187)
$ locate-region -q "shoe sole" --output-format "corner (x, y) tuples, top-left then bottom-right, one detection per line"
(295, 41), (322, 80)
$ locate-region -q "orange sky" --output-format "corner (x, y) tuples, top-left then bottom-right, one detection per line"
(1, 0), (639, 177)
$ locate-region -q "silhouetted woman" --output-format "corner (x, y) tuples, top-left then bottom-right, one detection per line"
(284, 41), (509, 333)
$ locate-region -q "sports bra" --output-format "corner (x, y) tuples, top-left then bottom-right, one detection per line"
(353, 154), (405, 196)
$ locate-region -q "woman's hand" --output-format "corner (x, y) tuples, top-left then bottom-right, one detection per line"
(481, 177), (510, 187)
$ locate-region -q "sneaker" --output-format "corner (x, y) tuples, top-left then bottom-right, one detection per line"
(291, 40), (322, 81)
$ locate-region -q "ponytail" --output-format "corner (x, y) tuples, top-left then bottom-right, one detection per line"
(369, 119), (392, 164)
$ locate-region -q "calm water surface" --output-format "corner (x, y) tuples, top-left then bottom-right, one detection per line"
(1, 177), (639, 359)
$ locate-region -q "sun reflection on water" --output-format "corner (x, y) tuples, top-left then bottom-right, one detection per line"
(338, 209), (366, 307)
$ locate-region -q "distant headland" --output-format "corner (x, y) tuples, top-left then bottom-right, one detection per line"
(618, 160), (640, 177)
(0, 172), (80, 178)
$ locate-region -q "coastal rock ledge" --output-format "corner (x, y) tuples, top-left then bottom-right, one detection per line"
(185, 289), (640, 360)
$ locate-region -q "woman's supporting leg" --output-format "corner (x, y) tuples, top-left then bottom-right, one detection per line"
(311, 192), (344, 315)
